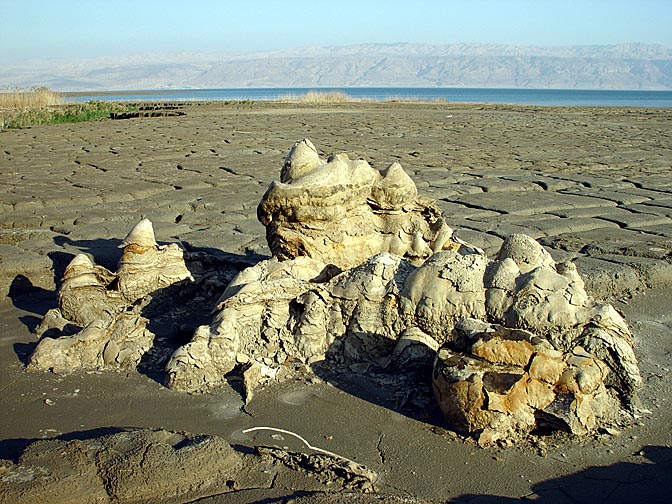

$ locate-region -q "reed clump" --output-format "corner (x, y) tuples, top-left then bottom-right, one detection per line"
(0, 87), (64, 109)
(278, 90), (355, 104)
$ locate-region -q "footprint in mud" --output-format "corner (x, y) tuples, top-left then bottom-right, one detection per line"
(278, 388), (322, 406)
(205, 399), (244, 419)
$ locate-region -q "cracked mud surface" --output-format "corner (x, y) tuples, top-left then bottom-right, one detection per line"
(1, 102), (671, 502)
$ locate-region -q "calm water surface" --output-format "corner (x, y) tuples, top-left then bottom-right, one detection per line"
(66, 87), (672, 107)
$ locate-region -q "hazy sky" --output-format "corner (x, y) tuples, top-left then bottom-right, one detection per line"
(2, 0), (671, 63)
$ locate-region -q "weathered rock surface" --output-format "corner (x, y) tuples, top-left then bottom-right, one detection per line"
(257, 139), (466, 269)
(433, 320), (621, 444)
(28, 141), (643, 443)
(0, 429), (242, 504)
(165, 252), (415, 393)
(28, 219), (193, 373)
(166, 232), (640, 441)
(432, 234), (641, 442)
(0, 427), (381, 504)
(167, 143), (641, 441)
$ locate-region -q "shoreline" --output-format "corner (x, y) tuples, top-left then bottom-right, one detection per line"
(59, 87), (672, 108)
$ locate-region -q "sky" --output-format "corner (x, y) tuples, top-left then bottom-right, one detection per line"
(1, 0), (671, 63)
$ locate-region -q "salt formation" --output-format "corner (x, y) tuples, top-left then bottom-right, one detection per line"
(257, 139), (468, 269)
(432, 234), (641, 442)
(165, 141), (641, 441)
(165, 253), (415, 393)
(31, 140), (643, 442)
(28, 219), (193, 373)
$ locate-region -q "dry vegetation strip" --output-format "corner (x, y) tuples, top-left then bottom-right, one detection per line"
(277, 90), (354, 103)
(276, 90), (442, 104)
(0, 87), (64, 108)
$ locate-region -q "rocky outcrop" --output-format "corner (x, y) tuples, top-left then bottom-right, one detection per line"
(166, 232), (640, 440)
(165, 253), (414, 393)
(167, 142), (641, 440)
(257, 139), (470, 269)
(29, 141), (643, 443)
(433, 320), (622, 444)
(28, 219), (193, 373)
(431, 234), (641, 443)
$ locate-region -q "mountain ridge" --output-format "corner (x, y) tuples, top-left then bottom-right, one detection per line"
(3, 42), (671, 91)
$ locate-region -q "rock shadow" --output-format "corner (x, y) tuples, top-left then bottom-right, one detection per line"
(8, 274), (58, 366)
(8, 275), (57, 331)
(454, 445), (672, 503)
(179, 240), (268, 270)
(53, 235), (125, 271)
(0, 427), (127, 464)
(136, 244), (260, 384)
(312, 344), (446, 430)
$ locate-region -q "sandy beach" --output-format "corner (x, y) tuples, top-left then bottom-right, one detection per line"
(1, 101), (671, 503)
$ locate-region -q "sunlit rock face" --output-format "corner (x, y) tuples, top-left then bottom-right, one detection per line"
(29, 140), (642, 444)
(165, 252), (415, 393)
(433, 320), (622, 444)
(28, 219), (193, 373)
(432, 234), (641, 443)
(257, 139), (464, 270)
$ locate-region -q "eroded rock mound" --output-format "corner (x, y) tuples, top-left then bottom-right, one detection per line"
(28, 141), (643, 444)
(167, 233), (640, 444)
(257, 139), (466, 269)
(433, 320), (621, 444)
(165, 253), (415, 393)
(432, 234), (641, 443)
(28, 219), (194, 373)
(0, 429), (242, 504)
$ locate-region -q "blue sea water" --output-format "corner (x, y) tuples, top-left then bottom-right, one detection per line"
(67, 87), (672, 108)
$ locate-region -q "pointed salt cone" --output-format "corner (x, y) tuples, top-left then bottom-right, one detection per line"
(369, 162), (418, 210)
(117, 242), (193, 303)
(67, 253), (95, 270)
(63, 253), (95, 278)
(61, 254), (104, 288)
(59, 254), (121, 326)
(119, 219), (158, 249)
(280, 138), (321, 183)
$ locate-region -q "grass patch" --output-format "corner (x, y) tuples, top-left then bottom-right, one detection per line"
(1, 88), (139, 129)
(277, 90), (355, 104)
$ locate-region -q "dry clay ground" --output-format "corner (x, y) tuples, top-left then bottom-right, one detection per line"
(1, 102), (671, 503)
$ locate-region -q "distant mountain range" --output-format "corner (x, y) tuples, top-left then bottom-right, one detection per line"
(3, 43), (671, 91)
